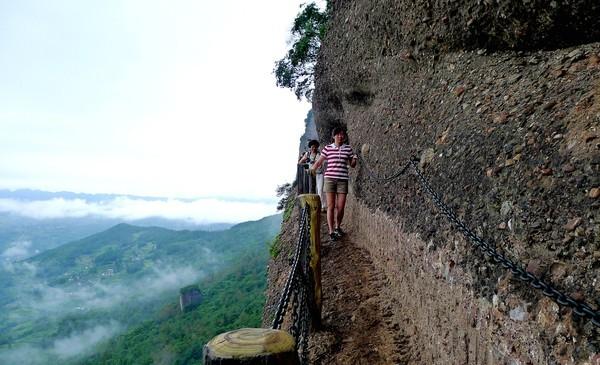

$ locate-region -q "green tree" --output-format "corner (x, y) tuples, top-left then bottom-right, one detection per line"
(274, 2), (329, 101)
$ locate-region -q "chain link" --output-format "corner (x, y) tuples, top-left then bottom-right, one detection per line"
(271, 204), (314, 364)
(357, 154), (412, 182)
(408, 160), (600, 328)
(356, 152), (600, 328)
(272, 207), (309, 330)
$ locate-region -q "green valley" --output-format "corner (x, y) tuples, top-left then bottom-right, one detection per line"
(0, 214), (281, 365)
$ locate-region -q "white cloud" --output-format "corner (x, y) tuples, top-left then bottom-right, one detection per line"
(0, 0), (309, 200)
(26, 265), (204, 313)
(0, 344), (46, 365)
(0, 321), (123, 364)
(0, 196), (277, 223)
(52, 321), (122, 359)
(1, 240), (32, 261)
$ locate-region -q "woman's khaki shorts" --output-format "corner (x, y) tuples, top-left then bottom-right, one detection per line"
(324, 178), (348, 194)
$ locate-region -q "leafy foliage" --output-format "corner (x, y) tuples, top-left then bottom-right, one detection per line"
(274, 2), (329, 100)
(276, 183), (293, 211)
(268, 234), (282, 258)
(0, 215), (282, 364)
(81, 252), (269, 365)
(276, 183), (295, 222)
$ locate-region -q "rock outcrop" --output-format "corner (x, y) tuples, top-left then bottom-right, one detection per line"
(179, 285), (202, 313)
(307, 1), (600, 363)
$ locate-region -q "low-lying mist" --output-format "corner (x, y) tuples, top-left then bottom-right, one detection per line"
(5, 261), (203, 320)
(1, 321), (122, 365)
(0, 260), (204, 364)
(0, 196), (275, 224)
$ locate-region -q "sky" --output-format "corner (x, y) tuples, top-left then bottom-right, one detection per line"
(0, 0), (312, 212)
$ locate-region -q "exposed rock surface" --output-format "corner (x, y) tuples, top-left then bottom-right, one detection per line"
(305, 0), (600, 363)
(320, 0), (600, 56)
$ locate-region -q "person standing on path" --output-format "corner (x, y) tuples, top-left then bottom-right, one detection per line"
(310, 127), (357, 241)
(298, 139), (327, 211)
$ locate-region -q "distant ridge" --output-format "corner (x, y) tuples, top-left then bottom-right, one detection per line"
(0, 188), (277, 204)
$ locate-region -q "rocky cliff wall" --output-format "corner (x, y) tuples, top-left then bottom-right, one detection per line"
(312, 0), (600, 363)
(344, 194), (559, 364)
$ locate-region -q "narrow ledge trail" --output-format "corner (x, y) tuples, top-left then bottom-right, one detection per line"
(308, 216), (416, 365)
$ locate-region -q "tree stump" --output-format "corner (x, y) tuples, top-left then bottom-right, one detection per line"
(203, 328), (299, 365)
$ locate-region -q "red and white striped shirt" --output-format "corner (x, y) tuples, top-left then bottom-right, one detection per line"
(321, 143), (354, 180)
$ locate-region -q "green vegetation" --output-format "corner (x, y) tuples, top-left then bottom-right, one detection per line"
(268, 234), (282, 258)
(283, 197), (295, 222)
(274, 2), (329, 100)
(0, 214), (282, 364)
(82, 254), (268, 365)
(276, 182), (295, 222)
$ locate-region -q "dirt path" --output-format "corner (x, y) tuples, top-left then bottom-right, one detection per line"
(308, 218), (414, 364)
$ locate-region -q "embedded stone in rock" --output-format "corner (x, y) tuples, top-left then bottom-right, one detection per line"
(419, 148), (435, 169)
(543, 100), (558, 110)
(526, 259), (543, 277)
(537, 298), (559, 329)
(550, 262), (568, 282)
(562, 164), (575, 173)
(570, 291), (584, 302)
(590, 187), (600, 198)
(567, 49), (584, 61)
(361, 143), (370, 158)
(500, 201), (513, 217)
(584, 133), (598, 143)
(564, 217), (582, 232)
(493, 112), (509, 124)
(454, 85), (466, 97)
(509, 305), (528, 321)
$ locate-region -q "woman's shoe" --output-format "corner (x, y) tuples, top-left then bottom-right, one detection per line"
(334, 228), (345, 237)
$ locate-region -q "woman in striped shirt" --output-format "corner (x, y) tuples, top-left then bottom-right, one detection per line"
(310, 127), (357, 241)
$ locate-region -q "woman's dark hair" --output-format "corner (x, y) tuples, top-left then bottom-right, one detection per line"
(308, 139), (319, 148)
(331, 127), (345, 137)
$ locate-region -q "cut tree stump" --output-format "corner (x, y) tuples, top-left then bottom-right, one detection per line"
(203, 328), (299, 365)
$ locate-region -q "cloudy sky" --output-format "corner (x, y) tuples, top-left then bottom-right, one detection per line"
(0, 0), (311, 209)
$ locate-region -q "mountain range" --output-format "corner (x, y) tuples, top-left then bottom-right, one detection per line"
(0, 214), (281, 365)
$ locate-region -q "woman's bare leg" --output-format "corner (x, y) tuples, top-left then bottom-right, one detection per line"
(326, 192), (336, 234)
(335, 193), (347, 229)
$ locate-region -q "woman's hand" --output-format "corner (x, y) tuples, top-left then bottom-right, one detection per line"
(350, 154), (358, 168)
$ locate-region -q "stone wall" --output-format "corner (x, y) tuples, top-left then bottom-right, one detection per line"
(345, 193), (594, 364)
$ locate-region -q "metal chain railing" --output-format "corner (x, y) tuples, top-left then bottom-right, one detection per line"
(272, 206), (313, 364)
(358, 153), (600, 328)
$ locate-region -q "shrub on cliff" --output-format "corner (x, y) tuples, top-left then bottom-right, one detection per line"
(274, 2), (329, 100)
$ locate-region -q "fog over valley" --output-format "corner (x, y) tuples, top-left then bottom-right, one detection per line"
(0, 210), (282, 364)
(0, 189), (278, 260)
(0, 190), (276, 224)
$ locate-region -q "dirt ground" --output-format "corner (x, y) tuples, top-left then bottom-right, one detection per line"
(308, 214), (414, 365)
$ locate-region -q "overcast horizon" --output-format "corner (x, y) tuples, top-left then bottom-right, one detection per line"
(0, 0), (314, 219)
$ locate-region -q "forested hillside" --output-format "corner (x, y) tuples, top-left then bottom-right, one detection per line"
(82, 253), (267, 365)
(0, 214), (281, 365)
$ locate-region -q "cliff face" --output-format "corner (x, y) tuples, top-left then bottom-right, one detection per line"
(299, 110), (318, 156)
(312, 1), (600, 363)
